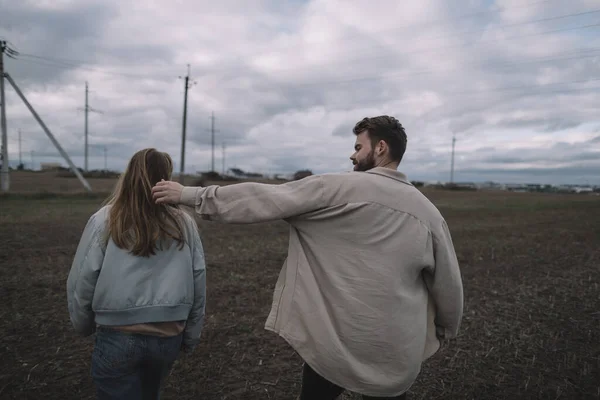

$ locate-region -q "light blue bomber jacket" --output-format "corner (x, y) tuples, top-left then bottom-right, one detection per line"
(66, 205), (206, 351)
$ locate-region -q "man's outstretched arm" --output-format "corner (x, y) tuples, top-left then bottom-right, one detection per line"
(152, 176), (329, 224)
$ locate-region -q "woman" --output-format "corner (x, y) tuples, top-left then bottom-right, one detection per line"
(66, 148), (206, 399)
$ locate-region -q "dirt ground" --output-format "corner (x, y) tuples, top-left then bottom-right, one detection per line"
(1, 183), (599, 399)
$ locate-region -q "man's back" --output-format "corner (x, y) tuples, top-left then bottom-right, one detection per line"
(259, 168), (462, 397)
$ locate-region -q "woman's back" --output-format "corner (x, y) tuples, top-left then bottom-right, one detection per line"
(66, 148), (206, 399)
(87, 205), (201, 330)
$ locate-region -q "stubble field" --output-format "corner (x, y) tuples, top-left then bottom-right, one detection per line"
(1, 172), (599, 399)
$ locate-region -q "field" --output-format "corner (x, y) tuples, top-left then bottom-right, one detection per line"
(1, 172), (599, 399)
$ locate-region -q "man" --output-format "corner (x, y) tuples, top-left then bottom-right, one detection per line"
(152, 116), (464, 399)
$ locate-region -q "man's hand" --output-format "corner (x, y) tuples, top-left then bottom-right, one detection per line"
(152, 179), (184, 204)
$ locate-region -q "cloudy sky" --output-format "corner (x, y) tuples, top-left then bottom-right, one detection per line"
(1, 0), (599, 184)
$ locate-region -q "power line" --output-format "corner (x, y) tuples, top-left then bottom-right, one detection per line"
(442, 76), (600, 97)
(288, 47), (600, 88)
(407, 84), (600, 131)
(418, 8), (600, 40)
(297, 73), (600, 113)
(266, 22), (600, 79)
(12, 54), (178, 81)
(266, 9), (600, 75)
(220, 0), (569, 58)
(15, 44), (600, 93)
(383, 0), (564, 33)
(10, 43), (600, 122)
(8, 8), (599, 81)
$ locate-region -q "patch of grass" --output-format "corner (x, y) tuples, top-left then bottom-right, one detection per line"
(1, 191), (599, 399)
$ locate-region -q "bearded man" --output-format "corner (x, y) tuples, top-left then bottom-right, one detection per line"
(152, 115), (464, 400)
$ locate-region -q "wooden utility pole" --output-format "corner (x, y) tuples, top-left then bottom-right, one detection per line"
(207, 112), (220, 173)
(18, 129), (21, 166)
(81, 82), (102, 172)
(5, 73), (92, 191)
(450, 134), (456, 184)
(222, 142), (226, 175)
(179, 64), (195, 183)
(0, 41), (9, 191)
(211, 112), (215, 172)
(85, 82), (88, 171)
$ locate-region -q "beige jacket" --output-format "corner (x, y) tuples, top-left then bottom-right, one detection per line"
(180, 167), (463, 397)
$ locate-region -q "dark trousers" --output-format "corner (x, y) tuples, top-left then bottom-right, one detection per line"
(300, 363), (408, 400)
(91, 327), (183, 400)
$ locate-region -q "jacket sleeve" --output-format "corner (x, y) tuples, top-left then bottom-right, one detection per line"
(423, 219), (464, 340)
(182, 222), (207, 352)
(66, 214), (106, 337)
(178, 175), (328, 224)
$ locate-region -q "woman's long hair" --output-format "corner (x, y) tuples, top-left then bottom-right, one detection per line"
(104, 148), (186, 257)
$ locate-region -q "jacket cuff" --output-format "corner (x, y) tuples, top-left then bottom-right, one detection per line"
(180, 187), (199, 207)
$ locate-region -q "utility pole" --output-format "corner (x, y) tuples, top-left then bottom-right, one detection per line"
(81, 82), (102, 172)
(210, 112), (215, 172)
(179, 64), (195, 184)
(103, 145), (107, 171)
(18, 129), (21, 166)
(222, 142), (226, 175)
(30, 150), (34, 170)
(208, 111), (220, 172)
(5, 72), (92, 191)
(1, 40), (9, 191)
(84, 82), (88, 171)
(450, 134), (456, 184)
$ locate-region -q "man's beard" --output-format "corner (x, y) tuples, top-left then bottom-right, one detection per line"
(353, 150), (376, 172)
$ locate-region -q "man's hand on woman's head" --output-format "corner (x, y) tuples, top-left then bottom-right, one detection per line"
(152, 179), (185, 204)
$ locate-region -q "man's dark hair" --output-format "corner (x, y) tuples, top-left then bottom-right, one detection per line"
(352, 116), (407, 163)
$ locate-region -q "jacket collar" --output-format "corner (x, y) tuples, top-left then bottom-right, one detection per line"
(365, 167), (412, 186)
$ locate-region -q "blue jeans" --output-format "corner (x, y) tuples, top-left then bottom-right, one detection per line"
(91, 327), (183, 400)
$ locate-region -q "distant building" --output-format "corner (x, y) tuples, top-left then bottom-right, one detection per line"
(477, 181), (506, 190)
(424, 181), (443, 187)
(40, 162), (63, 171)
(574, 186), (593, 194)
(225, 168), (264, 180)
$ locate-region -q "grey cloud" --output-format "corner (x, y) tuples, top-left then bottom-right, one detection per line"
(483, 156), (528, 164)
(492, 117), (582, 133)
(102, 44), (176, 66)
(0, 1), (113, 39)
(570, 151), (600, 162)
(473, 146), (496, 152)
(461, 135), (599, 165)
(1, 1), (117, 84)
(448, 115), (486, 134)
(457, 165), (600, 178)
(331, 123), (355, 138)
(2, 0), (600, 185)
(542, 120), (582, 133)
(482, 151), (600, 164)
